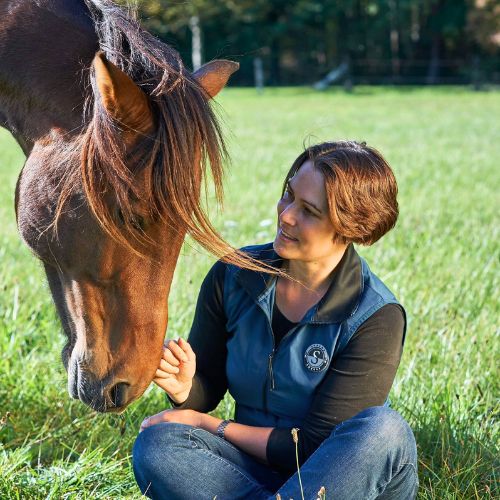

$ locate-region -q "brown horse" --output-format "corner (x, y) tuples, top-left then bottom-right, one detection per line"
(0, 0), (271, 412)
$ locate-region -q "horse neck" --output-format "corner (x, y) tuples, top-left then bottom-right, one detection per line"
(0, 0), (98, 154)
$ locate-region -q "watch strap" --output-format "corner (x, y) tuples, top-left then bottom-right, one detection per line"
(216, 419), (233, 440)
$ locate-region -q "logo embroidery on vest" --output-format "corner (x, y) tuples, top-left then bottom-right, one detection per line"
(304, 344), (329, 372)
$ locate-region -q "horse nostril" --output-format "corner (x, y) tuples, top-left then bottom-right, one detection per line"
(109, 382), (130, 408)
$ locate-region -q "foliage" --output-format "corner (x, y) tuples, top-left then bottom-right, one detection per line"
(0, 87), (499, 498)
(128, 0), (500, 85)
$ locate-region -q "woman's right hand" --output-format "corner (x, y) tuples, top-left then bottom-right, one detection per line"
(153, 338), (196, 404)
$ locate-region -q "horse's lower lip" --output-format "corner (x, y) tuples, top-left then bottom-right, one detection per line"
(62, 341), (73, 372)
(67, 355), (79, 400)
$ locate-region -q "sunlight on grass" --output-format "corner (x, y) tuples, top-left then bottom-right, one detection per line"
(0, 87), (499, 499)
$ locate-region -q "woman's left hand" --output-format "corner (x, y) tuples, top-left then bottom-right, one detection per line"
(140, 409), (202, 432)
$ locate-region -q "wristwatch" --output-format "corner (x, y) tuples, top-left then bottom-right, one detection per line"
(216, 419), (233, 440)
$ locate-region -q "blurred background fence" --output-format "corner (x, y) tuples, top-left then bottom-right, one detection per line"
(130, 0), (499, 87)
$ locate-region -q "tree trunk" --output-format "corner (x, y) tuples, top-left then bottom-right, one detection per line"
(389, 0), (401, 82)
(189, 15), (202, 71)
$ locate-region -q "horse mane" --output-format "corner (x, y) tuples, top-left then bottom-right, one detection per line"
(55, 0), (281, 274)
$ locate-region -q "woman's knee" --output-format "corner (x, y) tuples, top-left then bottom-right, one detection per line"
(132, 422), (193, 481)
(334, 406), (417, 465)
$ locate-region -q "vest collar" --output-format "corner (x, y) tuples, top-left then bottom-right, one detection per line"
(234, 242), (363, 324)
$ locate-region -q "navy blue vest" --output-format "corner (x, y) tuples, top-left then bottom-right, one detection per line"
(223, 243), (404, 428)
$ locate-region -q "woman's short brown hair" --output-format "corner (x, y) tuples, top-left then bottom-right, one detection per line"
(283, 141), (399, 246)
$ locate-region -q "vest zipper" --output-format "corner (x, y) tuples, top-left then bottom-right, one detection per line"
(262, 305), (276, 413)
(263, 311), (301, 410)
(268, 351), (275, 390)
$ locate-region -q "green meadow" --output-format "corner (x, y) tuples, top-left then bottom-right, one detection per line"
(0, 87), (498, 498)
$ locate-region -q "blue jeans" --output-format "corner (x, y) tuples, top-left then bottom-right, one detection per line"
(133, 406), (418, 500)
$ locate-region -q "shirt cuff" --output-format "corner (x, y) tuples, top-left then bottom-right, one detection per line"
(266, 427), (297, 475)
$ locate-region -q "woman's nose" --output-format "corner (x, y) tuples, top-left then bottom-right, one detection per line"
(279, 204), (296, 226)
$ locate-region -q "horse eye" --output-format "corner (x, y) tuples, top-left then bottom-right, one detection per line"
(116, 209), (145, 231)
(131, 215), (145, 231)
(117, 209), (125, 225)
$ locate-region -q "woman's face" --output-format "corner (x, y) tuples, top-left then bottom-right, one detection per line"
(273, 160), (339, 262)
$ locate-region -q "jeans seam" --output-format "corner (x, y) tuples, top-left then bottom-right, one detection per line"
(187, 429), (270, 494)
(187, 427), (198, 449)
(367, 462), (418, 500)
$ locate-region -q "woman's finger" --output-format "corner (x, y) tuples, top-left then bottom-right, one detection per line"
(154, 368), (173, 379)
(178, 338), (196, 361)
(162, 347), (180, 366)
(140, 416), (157, 431)
(159, 359), (179, 374)
(140, 410), (172, 431)
(167, 339), (188, 363)
(140, 416), (155, 431)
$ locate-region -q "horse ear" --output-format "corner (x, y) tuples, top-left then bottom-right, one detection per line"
(93, 51), (155, 141)
(193, 60), (239, 98)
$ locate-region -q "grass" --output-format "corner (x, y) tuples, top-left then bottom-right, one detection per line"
(0, 86), (499, 498)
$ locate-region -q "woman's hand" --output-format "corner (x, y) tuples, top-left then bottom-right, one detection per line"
(153, 338), (196, 404)
(140, 409), (202, 432)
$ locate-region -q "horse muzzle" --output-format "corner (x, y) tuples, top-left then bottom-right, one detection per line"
(67, 357), (134, 412)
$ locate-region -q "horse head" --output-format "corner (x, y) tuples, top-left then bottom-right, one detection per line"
(1, 0), (256, 412)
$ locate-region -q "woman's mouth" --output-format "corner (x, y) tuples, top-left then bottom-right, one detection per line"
(278, 227), (298, 242)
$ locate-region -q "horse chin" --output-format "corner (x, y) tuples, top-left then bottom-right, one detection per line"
(103, 392), (141, 414)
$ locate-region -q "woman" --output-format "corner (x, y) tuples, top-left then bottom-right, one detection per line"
(133, 141), (418, 499)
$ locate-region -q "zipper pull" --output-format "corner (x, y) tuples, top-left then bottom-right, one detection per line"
(268, 352), (275, 390)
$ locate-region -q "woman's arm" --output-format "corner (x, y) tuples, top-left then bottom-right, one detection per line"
(140, 409), (274, 463)
(199, 414), (274, 463)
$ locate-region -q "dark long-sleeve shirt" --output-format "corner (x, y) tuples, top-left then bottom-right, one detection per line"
(173, 261), (405, 476)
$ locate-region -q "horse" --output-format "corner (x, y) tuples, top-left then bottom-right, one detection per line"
(0, 0), (270, 413)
